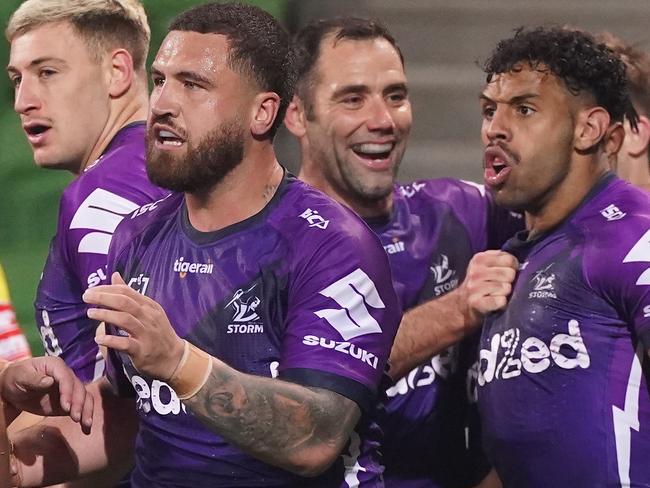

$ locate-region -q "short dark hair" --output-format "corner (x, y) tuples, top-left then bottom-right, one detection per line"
(293, 17), (404, 115)
(595, 31), (650, 117)
(170, 2), (295, 138)
(484, 26), (638, 130)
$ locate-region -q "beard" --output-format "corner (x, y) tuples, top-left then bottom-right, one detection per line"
(146, 119), (245, 194)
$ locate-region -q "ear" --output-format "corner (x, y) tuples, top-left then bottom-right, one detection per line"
(623, 115), (650, 157)
(603, 121), (624, 159)
(107, 48), (135, 98)
(574, 107), (610, 152)
(284, 95), (307, 138)
(250, 91), (281, 137)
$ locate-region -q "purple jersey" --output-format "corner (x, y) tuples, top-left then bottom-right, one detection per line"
(477, 174), (650, 487)
(370, 179), (523, 488)
(35, 122), (169, 382)
(104, 173), (401, 487)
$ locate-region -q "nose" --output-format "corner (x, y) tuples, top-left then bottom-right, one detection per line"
(150, 83), (180, 119)
(366, 98), (396, 132)
(484, 107), (511, 142)
(14, 77), (41, 114)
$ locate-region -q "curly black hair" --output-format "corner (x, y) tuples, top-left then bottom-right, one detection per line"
(484, 27), (639, 129)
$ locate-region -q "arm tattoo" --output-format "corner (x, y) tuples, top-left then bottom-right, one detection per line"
(183, 360), (361, 474)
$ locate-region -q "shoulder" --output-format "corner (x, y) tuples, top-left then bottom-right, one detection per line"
(64, 125), (167, 210)
(270, 177), (382, 251)
(108, 193), (182, 265)
(578, 180), (650, 286)
(397, 178), (488, 207)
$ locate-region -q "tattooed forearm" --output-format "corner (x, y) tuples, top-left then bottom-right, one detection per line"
(183, 359), (361, 476)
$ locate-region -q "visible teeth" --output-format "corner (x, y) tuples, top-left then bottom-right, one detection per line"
(355, 143), (393, 154)
(162, 139), (182, 146)
(159, 130), (178, 138)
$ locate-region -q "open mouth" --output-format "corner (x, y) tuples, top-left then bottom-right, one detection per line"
(25, 124), (49, 136)
(484, 146), (513, 186)
(492, 157), (508, 176)
(155, 127), (186, 147)
(22, 123), (52, 145)
(351, 142), (394, 162)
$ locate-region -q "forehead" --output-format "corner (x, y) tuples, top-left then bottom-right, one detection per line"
(153, 30), (230, 75)
(314, 36), (406, 90)
(9, 21), (91, 66)
(482, 64), (568, 102)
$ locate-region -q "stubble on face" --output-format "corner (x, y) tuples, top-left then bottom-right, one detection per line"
(146, 118), (245, 194)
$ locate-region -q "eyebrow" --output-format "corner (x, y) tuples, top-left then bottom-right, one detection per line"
(479, 92), (539, 104)
(384, 82), (409, 95)
(7, 56), (68, 74)
(150, 67), (214, 87)
(331, 84), (369, 99)
(332, 82), (409, 100)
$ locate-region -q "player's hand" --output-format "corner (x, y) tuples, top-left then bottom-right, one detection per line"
(460, 250), (518, 324)
(84, 272), (185, 381)
(1, 356), (93, 432)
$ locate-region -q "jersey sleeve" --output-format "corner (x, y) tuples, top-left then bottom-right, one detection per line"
(586, 223), (650, 348)
(420, 179), (523, 252)
(279, 217), (401, 412)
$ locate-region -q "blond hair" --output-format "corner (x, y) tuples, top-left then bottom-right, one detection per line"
(6, 0), (150, 71)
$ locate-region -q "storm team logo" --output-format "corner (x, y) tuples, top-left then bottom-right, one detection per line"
(529, 264), (557, 299)
(226, 284), (264, 333)
(430, 254), (459, 296)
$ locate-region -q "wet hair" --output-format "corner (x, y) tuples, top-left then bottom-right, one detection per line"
(6, 0), (150, 72)
(170, 2), (294, 139)
(293, 17), (404, 115)
(595, 31), (650, 117)
(484, 26), (639, 129)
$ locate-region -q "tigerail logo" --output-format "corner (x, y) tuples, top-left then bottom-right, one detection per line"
(529, 264), (556, 299)
(173, 257), (214, 278)
(302, 335), (379, 369)
(383, 237), (405, 255)
(430, 254), (459, 296)
(478, 319), (590, 386)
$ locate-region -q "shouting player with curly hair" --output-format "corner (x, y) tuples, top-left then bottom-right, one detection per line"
(475, 27), (650, 487)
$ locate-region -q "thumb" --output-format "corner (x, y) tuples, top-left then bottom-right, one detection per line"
(112, 272), (126, 285)
(20, 374), (54, 390)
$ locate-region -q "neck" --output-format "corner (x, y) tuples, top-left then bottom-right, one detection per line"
(618, 156), (650, 191)
(185, 144), (283, 232)
(76, 80), (149, 175)
(525, 160), (608, 240)
(299, 161), (393, 219)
